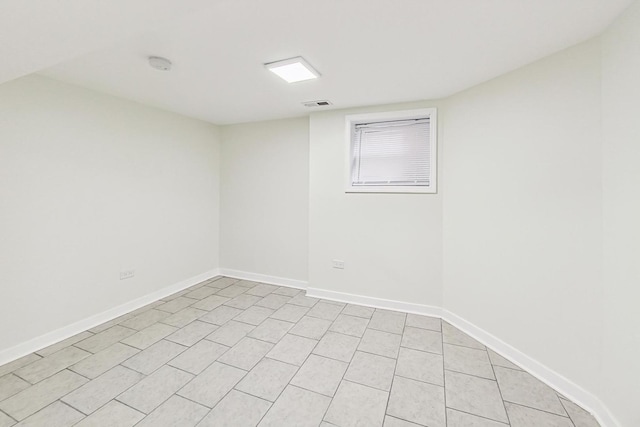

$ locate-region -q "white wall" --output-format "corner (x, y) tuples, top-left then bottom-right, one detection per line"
(220, 118), (309, 282)
(442, 39), (604, 395)
(0, 75), (220, 353)
(601, 1), (640, 425)
(308, 102), (443, 307)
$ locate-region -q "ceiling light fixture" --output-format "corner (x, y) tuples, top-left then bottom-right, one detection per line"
(148, 56), (172, 71)
(264, 56), (319, 83)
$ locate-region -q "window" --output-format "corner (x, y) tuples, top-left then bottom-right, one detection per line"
(346, 108), (437, 193)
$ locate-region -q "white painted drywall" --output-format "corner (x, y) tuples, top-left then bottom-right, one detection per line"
(219, 118), (309, 282)
(442, 39), (604, 395)
(0, 75), (220, 352)
(308, 102), (443, 307)
(601, 1), (640, 425)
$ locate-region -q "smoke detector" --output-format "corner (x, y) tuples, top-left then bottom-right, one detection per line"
(148, 56), (172, 71)
(302, 100), (332, 108)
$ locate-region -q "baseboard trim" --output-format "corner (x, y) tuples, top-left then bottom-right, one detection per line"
(306, 287), (442, 318)
(0, 271), (618, 427)
(0, 268), (220, 367)
(588, 399), (620, 427)
(442, 309), (617, 427)
(219, 268), (307, 290)
(305, 286), (616, 427)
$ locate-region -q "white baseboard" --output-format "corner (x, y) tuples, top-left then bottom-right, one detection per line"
(587, 399), (620, 427)
(219, 268), (307, 290)
(0, 268), (220, 367)
(306, 287), (442, 317)
(0, 270), (618, 427)
(305, 286), (617, 427)
(443, 309), (619, 427)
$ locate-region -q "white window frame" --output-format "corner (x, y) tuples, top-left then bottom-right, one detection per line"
(345, 108), (437, 194)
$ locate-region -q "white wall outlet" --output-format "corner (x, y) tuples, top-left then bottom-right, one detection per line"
(120, 269), (135, 280)
(332, 259), (345, 269)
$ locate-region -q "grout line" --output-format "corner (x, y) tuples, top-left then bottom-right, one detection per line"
(112, 369), (196, 418)
(0, 408), (17, 424)
(0, 358), (42, 381)
(34, 332), (96, 358)
(46, 369), (95, 415)
(69, 369), (93, 382)
(318, 324), (356, 423)
(110, 396), (148, 417)
(559, 399), (579, 427)
(442, 323), (449, 427)
(228, 388), (273, 405)
(165, 339), (231, 373)
(57, 400), (85, 420)
(252, 337), (320, 425)
(490, 363), (523, 372)
(158, 364), (245, 417)
(262, 354), (308, 369)
(352, 346), (399, 361)
(287, 377), (338, 399)
(174, 389), (220, 410)
(10, 370), (34, 385)
(486, 345), (512, 426)
(160, 341), (235, 402)
(442, 339), (486, 351)
(501, 400), (573, 420)
(231, 386), (283, 405)
(382, 313), (405, 424)
(288, 301), (350, 424)
(399, 343), (443, 356)
(212, 357), (256, 372)
(446, 407), (510, 425)
(366, 325), (405, 336)
(341, 377), (390, 394)
(444, 367), (497, 382)
(163, 363), (200, 377)
(13, 399), (76, 425)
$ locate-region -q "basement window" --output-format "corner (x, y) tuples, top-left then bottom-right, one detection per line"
(346, 108), (437, 193)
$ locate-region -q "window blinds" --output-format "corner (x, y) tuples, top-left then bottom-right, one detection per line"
(351, 118), (431, 186)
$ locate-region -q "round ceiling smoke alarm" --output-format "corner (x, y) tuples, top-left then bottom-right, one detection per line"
(148, 56), (172, 71)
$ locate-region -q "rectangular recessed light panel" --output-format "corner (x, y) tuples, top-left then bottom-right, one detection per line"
(265, 56), (320, 83)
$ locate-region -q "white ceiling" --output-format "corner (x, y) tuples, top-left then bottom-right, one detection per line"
(0, 0), (214, 84)
(3, 0), (633, 124)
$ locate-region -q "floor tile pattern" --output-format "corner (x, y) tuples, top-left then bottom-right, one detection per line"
(0, 277), (601, 426)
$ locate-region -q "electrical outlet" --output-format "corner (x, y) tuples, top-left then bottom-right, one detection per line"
(120, 269), (135, 280)
(332, 259), (345, 269)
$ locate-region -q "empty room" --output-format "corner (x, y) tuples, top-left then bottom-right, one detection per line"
(0, 1), (638, 426)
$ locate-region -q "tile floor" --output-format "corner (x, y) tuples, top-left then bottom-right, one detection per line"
(0, 276), (600, 427)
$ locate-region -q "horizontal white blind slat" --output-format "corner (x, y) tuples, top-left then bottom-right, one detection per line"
(355, 118), (430, 129)
(351, 119), (431, 186)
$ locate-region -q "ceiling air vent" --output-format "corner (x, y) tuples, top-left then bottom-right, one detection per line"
(302, 100), (332, 107)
